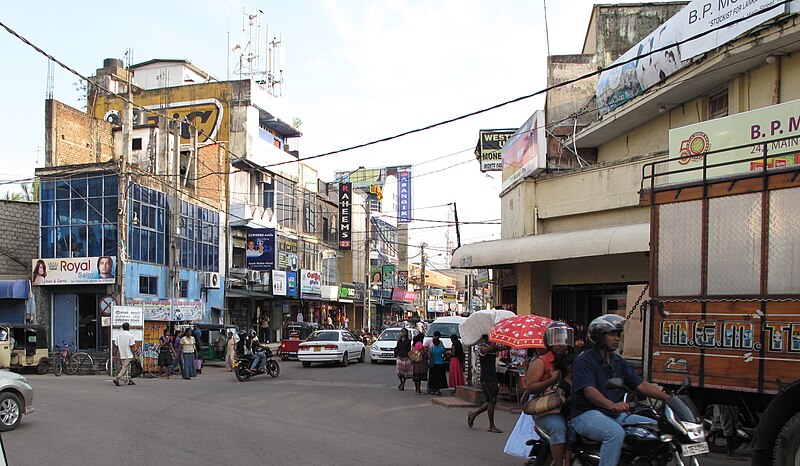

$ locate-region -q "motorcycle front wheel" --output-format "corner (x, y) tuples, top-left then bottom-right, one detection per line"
(235, 365), (251, 382)
(267, 359), (280, 378)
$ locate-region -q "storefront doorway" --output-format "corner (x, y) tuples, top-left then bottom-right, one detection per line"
(53, 293), (108, 351)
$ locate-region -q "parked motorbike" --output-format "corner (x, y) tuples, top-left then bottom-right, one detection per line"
(529, 378), (707, 466)
(235, 348), (280, 382)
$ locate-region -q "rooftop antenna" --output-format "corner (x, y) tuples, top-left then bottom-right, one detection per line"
(230, 8), (285, 96)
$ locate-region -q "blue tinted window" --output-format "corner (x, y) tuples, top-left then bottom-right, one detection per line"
(70, 178), (87, 198)
(132, 184), (140, 201)
(56, 200), (70, 225)
(71, 199), (87, 224)
(56, 227), (70, 258)
(70, 226), (87, 257)
(88, 198), (103, 224)
(41, 201), (54, 227)
(87, 177), (102, 197)
(40, 181), (55, 201)
(55, 180), (70, 199)
(88, 225), (103, 256)
(104, 197), (117, 223)
(40, 227), (54, 258)
(104, 176), (118, 197)
(130, 227), (140, 261)
(103, 224), (117, 256)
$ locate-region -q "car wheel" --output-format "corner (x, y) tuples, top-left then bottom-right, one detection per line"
(340, 352), (348, 367)
(371, 359), (377, 364)
(301, 362), (311, 368)
(37, 360), (48, 375)
(358, 349), (365, 363)
(0, 392), (22, 431)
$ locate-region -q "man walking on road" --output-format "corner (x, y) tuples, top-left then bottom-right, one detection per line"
(113, 322), (136, 387)
(468, 334), (506, 433)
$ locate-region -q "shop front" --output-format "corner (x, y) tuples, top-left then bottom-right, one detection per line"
(338, 283), (364, 331)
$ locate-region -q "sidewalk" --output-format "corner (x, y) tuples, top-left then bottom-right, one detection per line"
(431, 390), (522, 414)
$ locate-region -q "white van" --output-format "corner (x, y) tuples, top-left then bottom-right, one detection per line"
(423, 316), (467, 351)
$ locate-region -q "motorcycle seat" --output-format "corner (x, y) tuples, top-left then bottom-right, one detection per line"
(574, 436), (602, 450)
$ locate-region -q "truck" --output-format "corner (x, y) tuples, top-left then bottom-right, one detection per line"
(639, 101), (800, 466)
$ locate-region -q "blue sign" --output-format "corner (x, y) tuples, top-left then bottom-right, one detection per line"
(397, 170), (411, 223)
(246, 228), (276, 271)
(286, 271), (298, 298)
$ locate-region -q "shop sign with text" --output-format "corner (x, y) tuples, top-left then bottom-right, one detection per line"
(300, 269), (321, 297)
(32, 257), (116, 285)
(397, 171), (411, 223)
(338, 182), (352, 250)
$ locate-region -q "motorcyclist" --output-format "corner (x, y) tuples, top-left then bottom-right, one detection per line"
(570, 314), (671, 466)
(249, 332), (269, 372)
(525, 321), (574, 466)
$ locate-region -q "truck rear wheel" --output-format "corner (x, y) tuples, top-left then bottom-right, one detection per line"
(773, 412), (800, 466)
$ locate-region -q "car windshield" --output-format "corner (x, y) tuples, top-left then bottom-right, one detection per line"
(426, 323), (460, 338)
(379, 329), (403, 341)
(306, 331), (340, 342)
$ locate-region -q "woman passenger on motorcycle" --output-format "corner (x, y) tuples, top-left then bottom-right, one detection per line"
(525, 322), (574, 466)
(557, 353), (577, 464)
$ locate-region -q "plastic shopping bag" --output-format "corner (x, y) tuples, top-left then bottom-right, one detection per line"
(503, 412), (539, 458)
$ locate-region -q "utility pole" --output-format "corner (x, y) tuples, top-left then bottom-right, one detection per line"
(364, 196), (372, 332)
(420, 242), (427, 319)
(452, 202), (461, 248)
(116, 69), (132, 309)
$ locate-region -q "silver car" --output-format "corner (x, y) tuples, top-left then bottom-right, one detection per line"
(0, 370), (34, 431)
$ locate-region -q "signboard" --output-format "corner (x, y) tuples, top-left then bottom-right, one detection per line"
(246, 228), (275, 271)
(382, 264), (396, 290)
(478, 129), (515, 171)
(338, 283), (364, 302)
(111, 305), (144, 327)
(397, 171), (411, 223)
(321, 285), (339, 301)
(667, 98), (800, 184)
(172, 300), (204, 321)
(300, 270), (322, 297)
(272, 270), (287, 296)
(31, 257), (116, 286)
(476, 269), (489, 285)
(370, 266), (383, 288)
(597, 0), (786, 115)
(286, 271), (298, 297)
(429, 288), (443, 298)
(392, 289), (416, 302)
(338, 183), (352, 250)
(129, 298), (204, 322)
(501, 110), (547, 191)
(397, 270), (409, 289)
(278, 236), (299, 271)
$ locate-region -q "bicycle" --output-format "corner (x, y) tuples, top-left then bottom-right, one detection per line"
(106, 350), (143, 383)
(52, 342), (94, 376)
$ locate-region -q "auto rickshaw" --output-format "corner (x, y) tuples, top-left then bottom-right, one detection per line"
(0, 324), (50, 374)
(279, 322), (317, 360)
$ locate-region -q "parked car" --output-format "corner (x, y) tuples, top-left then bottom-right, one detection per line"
(0, 370), (34, 431)
(423, 316), (467, 351)
(370, 327), (419, 364)
(297, 330), (366, 368)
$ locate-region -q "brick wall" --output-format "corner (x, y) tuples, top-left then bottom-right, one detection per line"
(0, 201), (38, 277)
(196, 143), (227, 210)
(45, 99), (114, 168)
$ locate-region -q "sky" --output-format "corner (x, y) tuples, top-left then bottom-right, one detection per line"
(0, 0), (644, 269)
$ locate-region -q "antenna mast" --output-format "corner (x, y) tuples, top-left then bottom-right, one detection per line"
(230, 8), (285, 97)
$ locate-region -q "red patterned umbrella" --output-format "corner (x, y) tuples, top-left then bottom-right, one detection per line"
(488, 314), (554, 349)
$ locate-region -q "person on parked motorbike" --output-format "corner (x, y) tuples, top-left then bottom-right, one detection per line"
(249, 332), (269, 372)
(525, 321), (574, 466)
(571, 314), (671, 466)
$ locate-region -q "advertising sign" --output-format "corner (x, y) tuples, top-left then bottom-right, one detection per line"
(111, 305), (144, 327)
(31, 257), (116, 286)
(501, 110), (547, 191)
(397, 171), (411, 223)
(300, 270), (322, 298)
(667, 98), (800, 185)
(338, 182), (352, 250)
(172, 300), (204, 321)
(272, 270), (287, 296)
(129, 298), (204, 322)
(286, 271), (298, 297)
(278, 236), (299, 271)
(397, 270), (409, 289)
(478, 130), (516, 171)
(370, 266), (383, 288)
(382, 264), (396, 290)
(597, 0), (786, 115)
(246, 228), (275, 271)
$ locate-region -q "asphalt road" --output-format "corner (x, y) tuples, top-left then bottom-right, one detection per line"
(2, 354), (748, 465)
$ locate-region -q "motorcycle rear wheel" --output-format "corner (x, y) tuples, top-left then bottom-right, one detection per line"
(235, 366), (251, 382)
(267, 360), (280, 378)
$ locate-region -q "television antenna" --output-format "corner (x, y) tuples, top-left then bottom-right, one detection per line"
(230, 8), (285, 97)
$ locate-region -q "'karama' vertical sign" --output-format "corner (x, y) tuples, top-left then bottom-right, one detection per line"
(338, 182), (352, 250)
(397, 170), (411, 223)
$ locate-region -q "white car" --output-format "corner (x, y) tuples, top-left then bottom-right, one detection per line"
(298, 330), (366, 367)
(370, 327), (419, 364)
(423, 316), (467, 351)
(0, 370), (34, 431)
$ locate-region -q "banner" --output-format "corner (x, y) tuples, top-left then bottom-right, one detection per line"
(286, 271), (298, 297)
(597, 0), (786, 115)
(338, 182), (352, 250)
(129, 298), (204, 322)
(246, 228), (275, 271)
(32, 257), (116, 285)
(501, 110), (547, 191)
(300, 269), (321, 298)
(370, 266), (383, 288)
(667, 98), (800, 184)
(397, 170), (411, 223)
(272, 270), (287, 296)
(478, 130), (515, 172)
(382, 264), (396, 290)
(397, 270), (409, 289)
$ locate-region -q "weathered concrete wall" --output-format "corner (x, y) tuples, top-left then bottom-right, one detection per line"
(0, 201), (38, 277)
(45, 100), (114, 167)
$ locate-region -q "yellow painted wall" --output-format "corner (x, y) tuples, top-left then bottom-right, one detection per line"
(780, 54), (800, 102)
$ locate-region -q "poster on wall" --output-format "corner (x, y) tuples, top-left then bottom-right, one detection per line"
(382, 264), (396, 290)
(338, 182), (352, 250)
(272, 270), (287, 296)
(31, 257), (116, 285)
(397, 170), (411, 223)
(501, 110), (547, 191)
(246, 228), (276, 271)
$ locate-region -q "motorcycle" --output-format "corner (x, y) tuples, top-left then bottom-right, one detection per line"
(702, 404), (755, 453)
(235, 347), (280, 382)
(529, 378), (707, 466)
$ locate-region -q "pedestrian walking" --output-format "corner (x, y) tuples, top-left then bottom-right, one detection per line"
(426, 331), (448, 396)
(180, 328), (197, 380)
(225, 331), (236, 372)
(448, 334), (466, 389)
(168, 329), (183, 376)
(410, 333), (428, 395)
(468, 334), (506, 433)
(158, 328), (173, 378)
(112, 322), (136, 387)
(394, 328), (412, 390)
(193, 326), (203, 374)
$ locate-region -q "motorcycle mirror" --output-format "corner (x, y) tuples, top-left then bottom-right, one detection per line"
(605, 378), (626, 390)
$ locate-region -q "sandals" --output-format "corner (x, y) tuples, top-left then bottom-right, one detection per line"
(467, 411), (475, 428)
(487, 427), (503, 433)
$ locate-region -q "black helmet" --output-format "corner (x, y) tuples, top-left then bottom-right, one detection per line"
(544, 321), (574, 348)
(588, 314), (625, 347)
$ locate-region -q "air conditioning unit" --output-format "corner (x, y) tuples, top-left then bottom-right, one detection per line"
(203, 272), (220, 288)
(247, 270), (261, 283)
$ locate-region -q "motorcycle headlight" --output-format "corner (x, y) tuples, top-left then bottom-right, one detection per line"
(664, 406), (706, 442)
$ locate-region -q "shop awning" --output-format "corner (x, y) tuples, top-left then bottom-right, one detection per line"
(226, 289), (272, 298)
(450, 223), (649, 268)
(0, 280), (30, 299)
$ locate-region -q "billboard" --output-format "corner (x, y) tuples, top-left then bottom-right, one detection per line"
(501, 111), (547, 191)
(32, 257), (116, 285)
(286, 271), (298, 297)
(667, 98), (800, 184)
(272, 270), (287, 296)
(278, 235), (299, 271)
(338, 182), (352, 250)
(597, 0), (786, 115)
(300, 269), (322, 298)
(129, 298), (204, 322)
(382, 264), (396, 290)
(397, 171), (411, 223)
(246, 228), (275, 271)
(477, 130), (516, 172)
